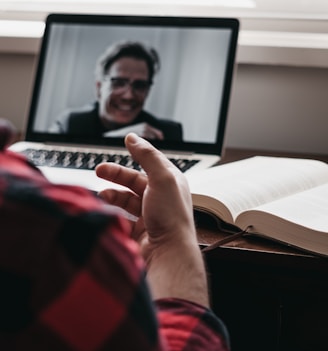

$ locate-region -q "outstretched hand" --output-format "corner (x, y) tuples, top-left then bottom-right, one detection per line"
(96, 133), (208, 306)
(96, 132), (196, 265)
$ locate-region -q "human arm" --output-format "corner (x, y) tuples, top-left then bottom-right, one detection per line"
(1, 117), (228, 350)
(96, 133), (207, 305)
(96, 133), (230, 350)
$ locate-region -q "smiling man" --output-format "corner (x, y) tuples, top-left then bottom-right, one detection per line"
(49, 41), (183, 141)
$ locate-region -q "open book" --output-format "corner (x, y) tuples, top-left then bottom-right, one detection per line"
(187, 156), (328, 257)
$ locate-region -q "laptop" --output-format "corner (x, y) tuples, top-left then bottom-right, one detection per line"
(10, 13), (239, 192)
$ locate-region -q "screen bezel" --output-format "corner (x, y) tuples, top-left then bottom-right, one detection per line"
(25, 13), (239, 155)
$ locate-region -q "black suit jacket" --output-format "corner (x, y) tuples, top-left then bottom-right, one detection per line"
(55, 102), (183, 141)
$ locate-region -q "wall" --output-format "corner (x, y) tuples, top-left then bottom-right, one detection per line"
(225, 63), (328, 154)
(0, 53), (36, 132)
(0, 51), (327, 155)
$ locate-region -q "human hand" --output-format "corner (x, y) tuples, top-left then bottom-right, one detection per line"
(96, 133), (209, 306)
(96, 132), (195, 263)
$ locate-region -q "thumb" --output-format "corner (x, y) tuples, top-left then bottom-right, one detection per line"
(124, 133), (173, 176)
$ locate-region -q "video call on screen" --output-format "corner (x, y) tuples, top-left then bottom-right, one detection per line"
(32, 22), (232, 144)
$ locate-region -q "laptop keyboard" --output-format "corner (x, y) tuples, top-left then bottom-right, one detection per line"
(21, 148), (200, 173)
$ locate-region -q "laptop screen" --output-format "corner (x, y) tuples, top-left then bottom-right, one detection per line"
(26, 14), (239, 155)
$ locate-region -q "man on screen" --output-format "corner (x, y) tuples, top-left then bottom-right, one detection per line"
(49, 41), (183, 141)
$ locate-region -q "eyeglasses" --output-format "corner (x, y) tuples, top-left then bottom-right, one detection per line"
(107, 77), (152, 95)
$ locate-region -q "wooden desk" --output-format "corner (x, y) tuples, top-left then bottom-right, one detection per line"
(197, 148), (328, 351)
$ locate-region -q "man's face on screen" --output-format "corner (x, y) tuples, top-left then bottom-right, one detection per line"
(97, 57), (150, 126)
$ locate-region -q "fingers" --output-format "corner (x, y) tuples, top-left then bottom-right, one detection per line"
(98, 188), (142, 217)
(95, 158), (147, 217)
(96, 161), (147, 196)
(96, 133), (186, 224)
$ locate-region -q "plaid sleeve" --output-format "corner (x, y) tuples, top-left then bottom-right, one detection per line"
(156, 298), (230, 351)
(0, 151), (166, 350)
(1, 150), (229, 351)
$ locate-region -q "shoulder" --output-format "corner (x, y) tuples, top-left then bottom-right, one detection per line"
(0, 150), (165, 350)
(0, 148), (123, 227)
(0, 149), (134, 264)
(50, 102), (101, 134)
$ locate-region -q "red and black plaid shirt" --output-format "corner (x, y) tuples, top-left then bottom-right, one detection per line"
(0, 149), (229, 351)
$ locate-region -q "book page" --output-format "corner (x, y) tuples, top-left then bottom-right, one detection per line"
(234, 183), (328, 256)
(237, 183), (328, 232)
(187, 156), (328, 222)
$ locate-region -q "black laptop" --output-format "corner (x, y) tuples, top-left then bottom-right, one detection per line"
(10, 13), (239, 192)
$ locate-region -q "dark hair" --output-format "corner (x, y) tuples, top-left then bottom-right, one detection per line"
(95, 41), (160, 83)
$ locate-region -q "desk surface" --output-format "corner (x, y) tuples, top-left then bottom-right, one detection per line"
(196, 147), (328, 269)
